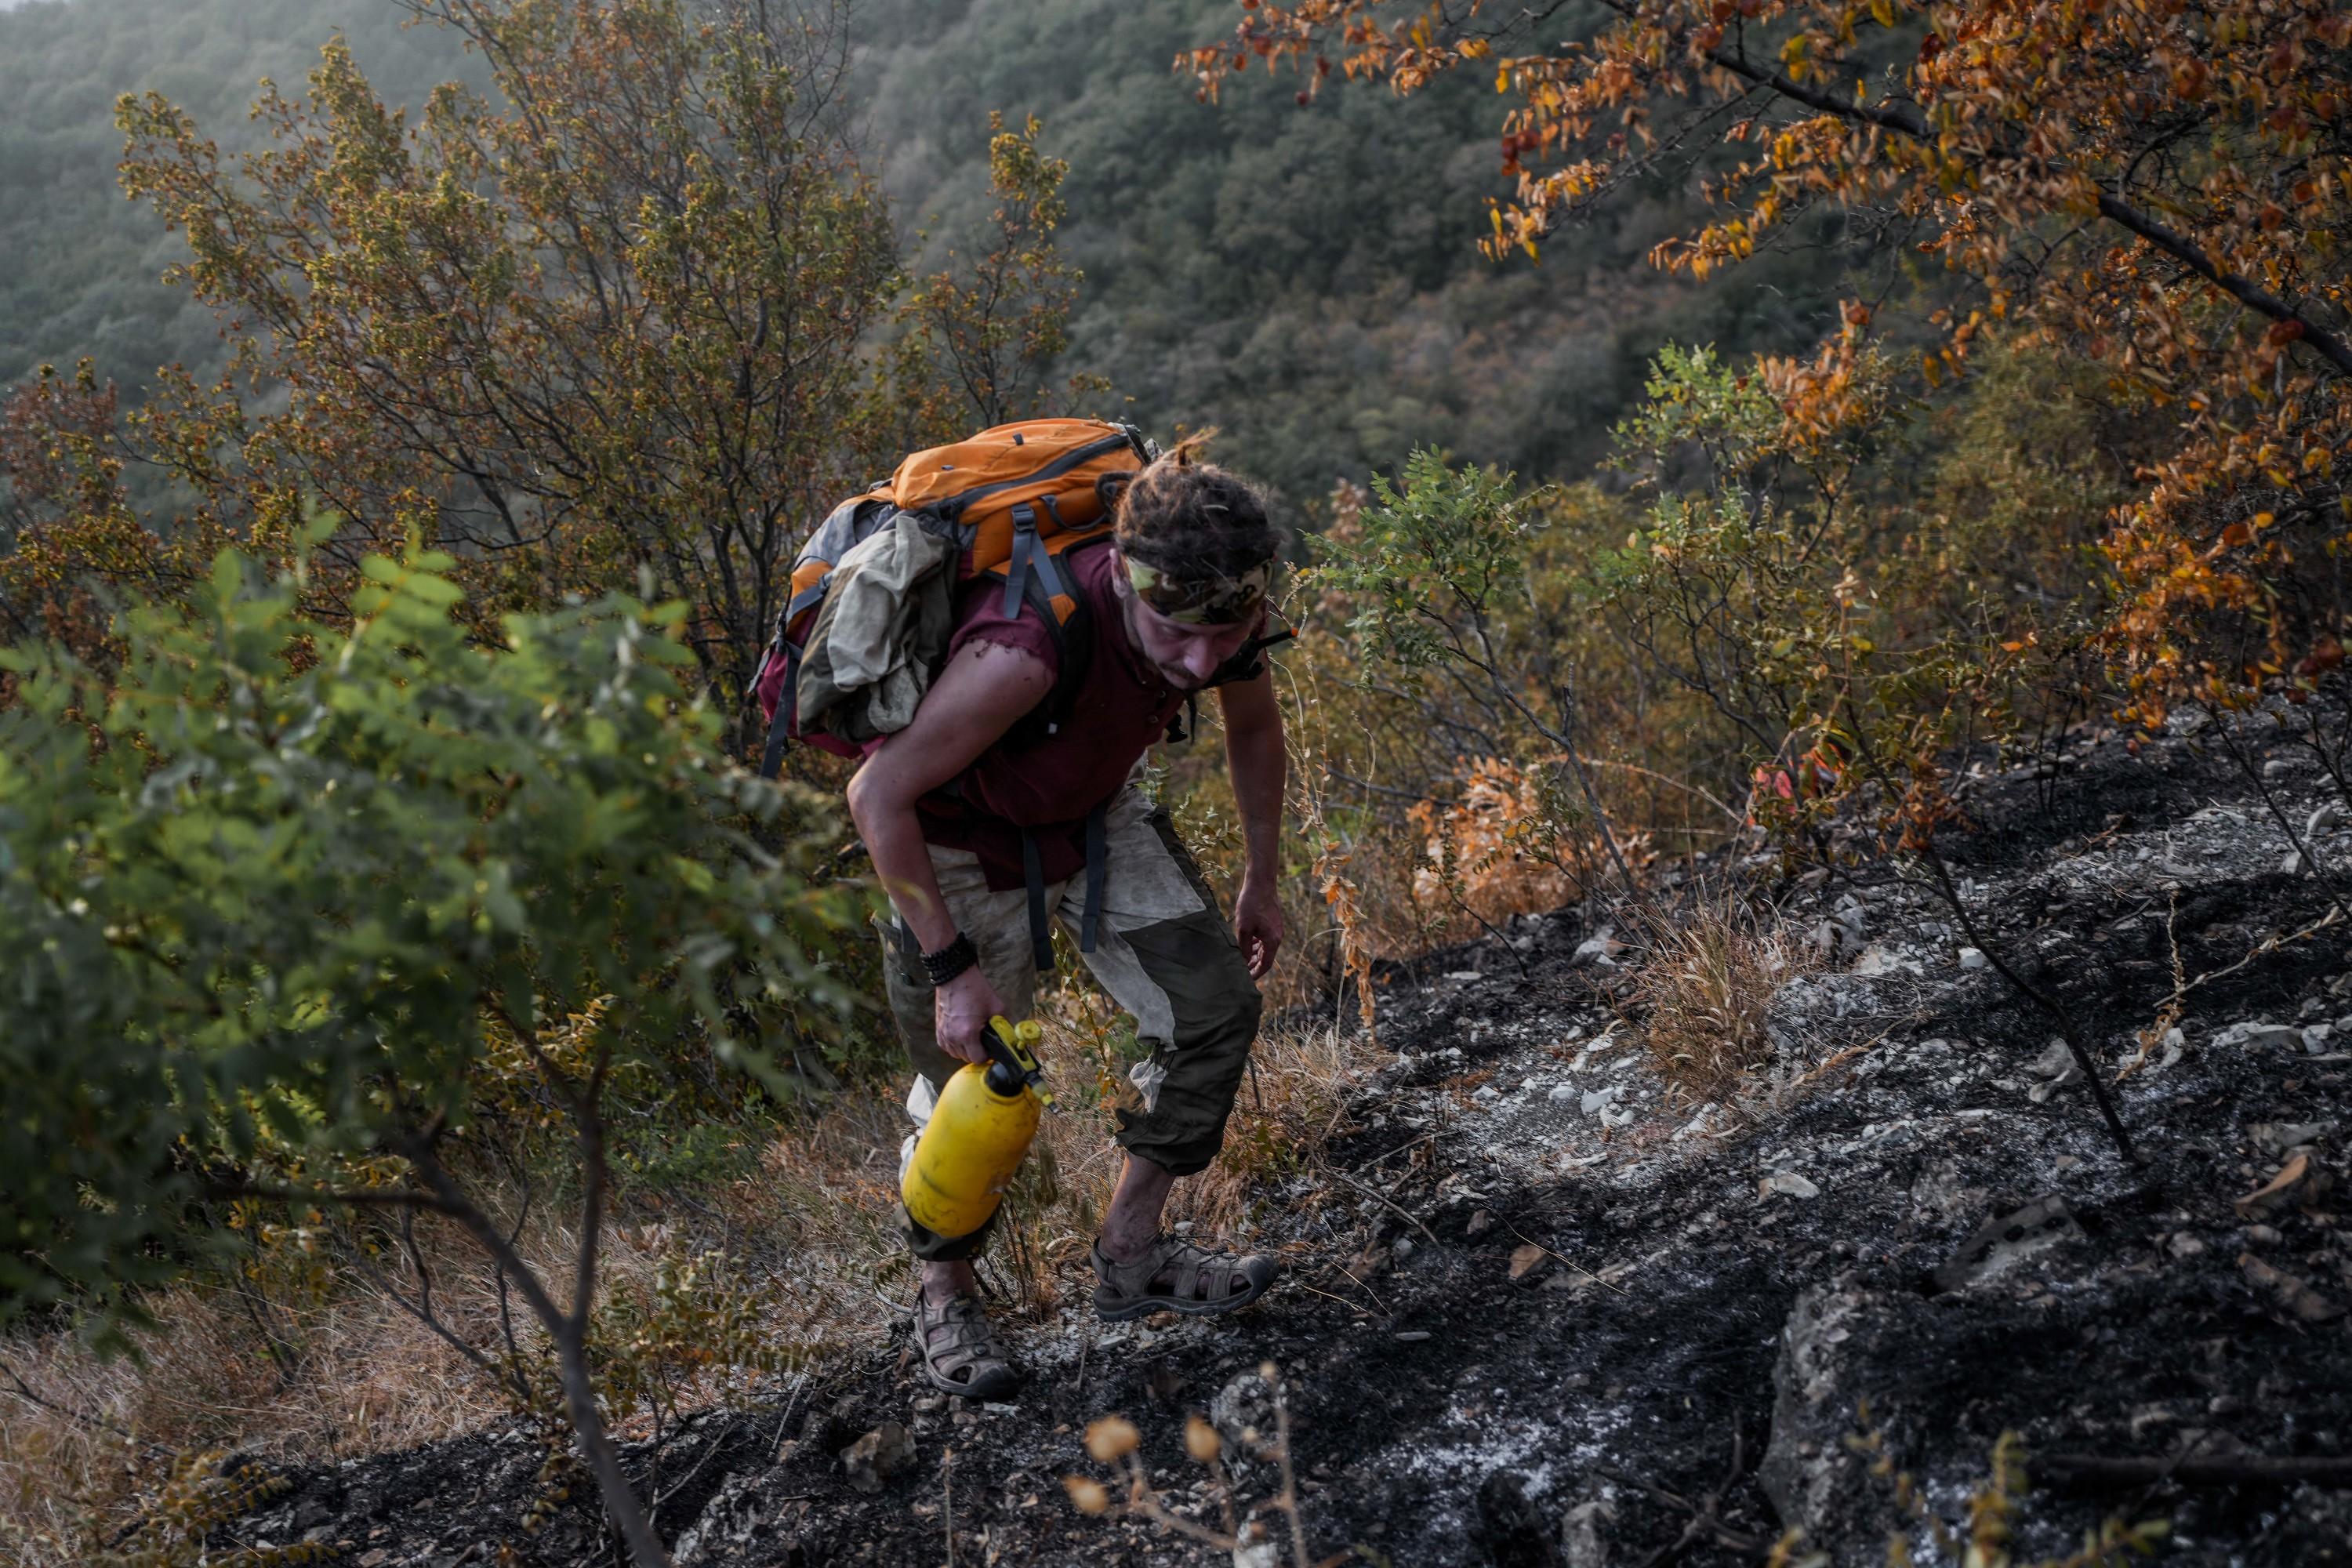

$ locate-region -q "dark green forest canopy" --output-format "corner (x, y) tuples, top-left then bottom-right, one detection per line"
(1, 0), (1865, 506)
(855, 0), (1867, 499)
(0, 0), (484, 397)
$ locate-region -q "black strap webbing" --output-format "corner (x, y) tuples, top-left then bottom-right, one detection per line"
(1080, 800), (1108, 953)
(1020, 829), (1053, 972)
(1002, 503), (1038, 619)
(1215, 626), (1296, 686)
(1165, 691), (1200, 746)
(756, 642), (800, 780)
(1163, 625), (1299, 746)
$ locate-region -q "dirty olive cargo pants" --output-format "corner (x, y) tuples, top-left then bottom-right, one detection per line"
(880, 788), (1262, 1261)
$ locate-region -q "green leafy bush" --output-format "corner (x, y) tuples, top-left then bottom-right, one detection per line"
(0, 535), (855, 1563)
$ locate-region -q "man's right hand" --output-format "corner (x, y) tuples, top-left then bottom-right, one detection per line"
(934, 968), (1008, 1065)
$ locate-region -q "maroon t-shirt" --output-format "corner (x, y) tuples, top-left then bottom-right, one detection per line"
(910, 541), (1185, 890)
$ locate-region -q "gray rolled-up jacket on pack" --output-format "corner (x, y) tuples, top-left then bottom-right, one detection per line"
(793, 510), (960, 745)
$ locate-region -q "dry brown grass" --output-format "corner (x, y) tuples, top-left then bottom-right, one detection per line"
(740, 987), (1370, 1326)
(997, 1002), (1366, 1317)
(1627, 889), (1817, 1105)
(0, 990), (1368, 1565)
(753, 1086), (923, 1319)
(0, 1166), (833, 1565)
(2, 1257), (517, 1564)
(1169, 1020), (1359, 1243)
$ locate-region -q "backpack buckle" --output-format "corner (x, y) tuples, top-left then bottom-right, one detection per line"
(1003, 503), (1039, 619)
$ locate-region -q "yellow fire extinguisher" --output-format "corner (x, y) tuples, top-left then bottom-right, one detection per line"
(900, 1016), (1056, 1241)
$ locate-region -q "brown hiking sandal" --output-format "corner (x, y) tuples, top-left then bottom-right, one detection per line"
(909, 1291), (1023, 1399)
(1091, 1234), (1278, 1321)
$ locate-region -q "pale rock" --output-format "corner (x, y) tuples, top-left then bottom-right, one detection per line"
(1561, 1494), (1617, 1568)
(1759, 1284), (1876, 1537)
(1762, 1170), (1820, 1200)
(1935, 1196), (2085, 1290)
(1573, 927), (1627, 967)
(2251, 1120), (2332, 1155)
(2311, 801), (2344, 837)
(1850, 944), (1920, 977)
(2240, 1252), (2343, 1323)
(1232, 1535), (1283, 1568)
(841, 1421), (915, 1494)
(2027, 1038), (2081, 1080)
(1958, 946), (1989, 970)
(1581, 1086), (1621, 1116)
(2214, 1021), (2305, 1053)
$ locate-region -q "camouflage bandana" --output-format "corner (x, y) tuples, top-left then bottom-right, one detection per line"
(1124, 557), (1272, 626)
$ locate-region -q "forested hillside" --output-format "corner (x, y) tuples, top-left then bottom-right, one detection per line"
(850, 0), (1871, 499)
(0, 0), (481, 394)
(0, 0), (1863, 503)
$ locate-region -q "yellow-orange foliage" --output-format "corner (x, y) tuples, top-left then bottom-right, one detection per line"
(1185, 0), (2352, 722)
(1409, 756), (1644, 929)
(0, 362), (227, 675)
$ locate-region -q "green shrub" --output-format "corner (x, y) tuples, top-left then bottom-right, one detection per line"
(0, 534), (856, 1563)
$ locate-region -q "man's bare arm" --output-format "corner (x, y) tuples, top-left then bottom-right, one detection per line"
(846, 641), (1051, 1058)
(1218, 669), (1287, 978)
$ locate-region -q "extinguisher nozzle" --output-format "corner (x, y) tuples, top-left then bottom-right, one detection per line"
(983, 1014), (1055, 1106)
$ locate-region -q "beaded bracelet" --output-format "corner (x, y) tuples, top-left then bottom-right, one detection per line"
(920, 931), (978, 987)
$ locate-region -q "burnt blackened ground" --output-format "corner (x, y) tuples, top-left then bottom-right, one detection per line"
(230, 713), (2352, 1566)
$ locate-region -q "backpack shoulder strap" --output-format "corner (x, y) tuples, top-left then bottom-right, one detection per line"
(1210, 623), (1296, 688)
(1162, 622), (1296, 746)
(1014, 532), (1112, 740)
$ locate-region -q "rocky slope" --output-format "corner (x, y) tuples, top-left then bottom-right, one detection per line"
(228, 713), (2352, 1566)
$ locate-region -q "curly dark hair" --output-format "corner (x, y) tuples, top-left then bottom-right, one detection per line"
(1112, 429), (1281, 583)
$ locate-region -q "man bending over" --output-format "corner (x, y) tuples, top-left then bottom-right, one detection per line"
(844, 439), (1287, 1399)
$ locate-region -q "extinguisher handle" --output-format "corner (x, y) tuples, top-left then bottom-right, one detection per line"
(982, 1016), (1057, 1111)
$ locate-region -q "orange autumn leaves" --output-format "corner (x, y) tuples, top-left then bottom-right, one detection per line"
(1408, 757), (1639, 929)
(1185, 0), (2352, 727)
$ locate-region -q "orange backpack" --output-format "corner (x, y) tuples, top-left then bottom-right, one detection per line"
(752, 419), (1154, 775)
